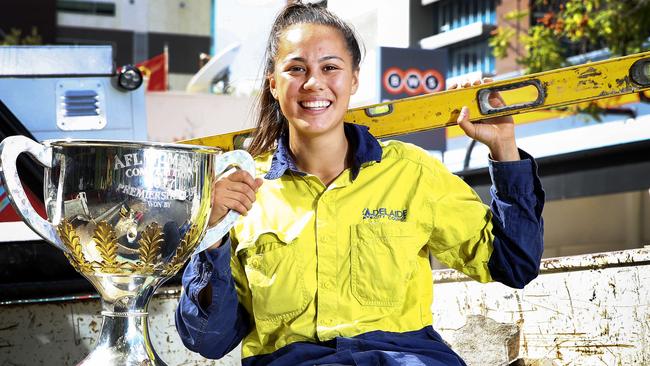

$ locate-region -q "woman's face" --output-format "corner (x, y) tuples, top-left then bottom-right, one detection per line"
(269, 23), (359, 137)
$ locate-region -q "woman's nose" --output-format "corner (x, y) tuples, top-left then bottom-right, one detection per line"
(303, 73), (324, 91)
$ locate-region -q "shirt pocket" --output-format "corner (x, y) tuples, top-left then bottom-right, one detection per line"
(238, 232), (309, 322)
(350, 222), (419, 307)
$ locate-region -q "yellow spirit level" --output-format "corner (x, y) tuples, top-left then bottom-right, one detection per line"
(182, 51), (650, 150)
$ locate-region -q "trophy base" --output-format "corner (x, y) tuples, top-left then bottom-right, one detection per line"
(77, 312), (167, 366)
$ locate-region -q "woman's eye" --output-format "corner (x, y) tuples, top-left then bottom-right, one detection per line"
(324, 65), (339, 71)
(288, 66), (305, 73)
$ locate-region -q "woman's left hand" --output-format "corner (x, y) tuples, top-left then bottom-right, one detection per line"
(448, 78), (520, 162)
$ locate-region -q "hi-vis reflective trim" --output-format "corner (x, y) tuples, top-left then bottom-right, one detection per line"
(181, 51), (650, 150)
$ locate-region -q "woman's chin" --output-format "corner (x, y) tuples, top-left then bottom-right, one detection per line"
(291, 119), (341, 136)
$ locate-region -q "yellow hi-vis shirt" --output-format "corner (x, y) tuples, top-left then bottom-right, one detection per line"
(228, 135), (495, 358)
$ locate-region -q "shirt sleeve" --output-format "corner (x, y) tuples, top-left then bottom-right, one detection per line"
(175, 235), (251, 359)
(426, 149), (544, 289)
(426, 157), (496, 283)
(486, 149), (545, 288)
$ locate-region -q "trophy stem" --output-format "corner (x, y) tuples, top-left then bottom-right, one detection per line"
(77, 301), (166, 366)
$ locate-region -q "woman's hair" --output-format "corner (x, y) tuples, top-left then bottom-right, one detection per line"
(246, 1), (363, 157)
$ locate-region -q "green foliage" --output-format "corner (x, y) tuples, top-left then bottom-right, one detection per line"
(489, 27), (516, 59)
(1, 27), (42, 45)
(490, 10), (528, 60)
(492, 0), (650, 73)
(503, 9), (529, 22)
(519, 25), (564, 73)
(491, 0), (650, 120)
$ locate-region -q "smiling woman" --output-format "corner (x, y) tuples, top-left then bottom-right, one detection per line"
(269, 22), (359, 184)
(175, 2), (545, 366)
(245, 1), (362, 160)
(270, 24), (358, 139)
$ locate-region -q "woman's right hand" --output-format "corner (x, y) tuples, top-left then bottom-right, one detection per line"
(207, 170), (263, 249)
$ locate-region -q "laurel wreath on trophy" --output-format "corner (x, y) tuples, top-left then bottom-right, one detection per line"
(93, 221), (119, 273)
(58, 220), (94, 273)
(138, 223), (164, 274)
(165, 223), (200, 273)
(57, 219), (202, 275)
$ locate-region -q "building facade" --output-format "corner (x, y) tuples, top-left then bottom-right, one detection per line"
(0, 0), (213, 90)
(55, 0), (212, 90)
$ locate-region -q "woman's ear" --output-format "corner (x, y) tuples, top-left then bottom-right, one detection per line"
(269, 75), (277, 99)
(350, 68), (360, 95)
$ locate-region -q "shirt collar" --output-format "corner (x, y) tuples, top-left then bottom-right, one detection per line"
(264, 123), (382, 180)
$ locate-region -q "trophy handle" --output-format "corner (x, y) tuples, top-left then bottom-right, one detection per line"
(193, 150), (255, 255)
(0, 135), (65, 251)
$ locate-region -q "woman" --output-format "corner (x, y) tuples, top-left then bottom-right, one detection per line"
(176, 2), (544, 365)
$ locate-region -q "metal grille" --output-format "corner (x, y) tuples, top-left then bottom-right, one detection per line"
(62, 90), (100, 117)
(56, 80), (107, 131)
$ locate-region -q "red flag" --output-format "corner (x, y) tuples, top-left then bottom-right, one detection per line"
(136, 52), (168, 92)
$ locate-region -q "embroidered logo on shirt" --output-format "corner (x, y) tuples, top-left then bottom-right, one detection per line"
(362, 207), (407, 221)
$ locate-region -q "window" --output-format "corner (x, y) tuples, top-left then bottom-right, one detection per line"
(437, 0), (495, 34)
(448, 40), (494, 78)
(57, 1), (116, 16)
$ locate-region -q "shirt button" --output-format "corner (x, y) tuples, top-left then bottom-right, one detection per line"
(322, 281), (332, 289)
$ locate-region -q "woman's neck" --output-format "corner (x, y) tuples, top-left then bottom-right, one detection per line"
(288, 125), (349, 186)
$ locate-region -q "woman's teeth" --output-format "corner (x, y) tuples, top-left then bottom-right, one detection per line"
(301, 100), (331, 109)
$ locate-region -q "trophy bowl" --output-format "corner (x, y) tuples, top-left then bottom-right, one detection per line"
(0, 136), (254, 365)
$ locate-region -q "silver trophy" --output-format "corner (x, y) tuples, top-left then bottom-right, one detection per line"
(0, 136), (254, 365)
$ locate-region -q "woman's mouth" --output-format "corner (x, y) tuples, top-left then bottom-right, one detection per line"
(299, 100), (332, 110)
